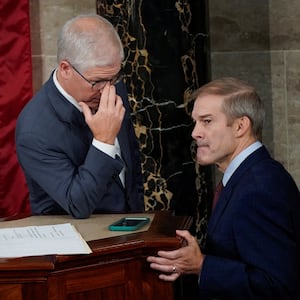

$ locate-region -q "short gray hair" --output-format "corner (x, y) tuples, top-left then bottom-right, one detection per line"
(57, 14), (124, 72)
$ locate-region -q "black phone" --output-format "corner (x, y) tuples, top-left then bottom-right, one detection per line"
(108, 217), (150, 231)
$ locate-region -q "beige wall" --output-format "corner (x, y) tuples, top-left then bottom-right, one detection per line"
(30, 0), (95, 92)
(209, 0), (300, 188)
(29, 0), (300, 188)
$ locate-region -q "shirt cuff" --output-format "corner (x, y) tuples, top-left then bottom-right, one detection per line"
(92, 138), (118, 158)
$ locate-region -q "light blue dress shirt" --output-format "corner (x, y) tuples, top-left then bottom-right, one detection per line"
(222, 141), (262, 186)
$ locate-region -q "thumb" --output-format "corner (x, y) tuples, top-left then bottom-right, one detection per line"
(175, 230), (195, 246)
(79, 102), (92, 121)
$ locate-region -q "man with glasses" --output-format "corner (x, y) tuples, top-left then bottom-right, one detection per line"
(15, 14), (144, 218)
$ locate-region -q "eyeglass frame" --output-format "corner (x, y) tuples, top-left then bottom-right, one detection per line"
(69, 62), (124, 90)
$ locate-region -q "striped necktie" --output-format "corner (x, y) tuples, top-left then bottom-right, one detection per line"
(115, 138), (126, 187)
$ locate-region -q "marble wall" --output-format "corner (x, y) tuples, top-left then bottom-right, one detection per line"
(96, 0), (214, 244)
(209, 0), (300, 188)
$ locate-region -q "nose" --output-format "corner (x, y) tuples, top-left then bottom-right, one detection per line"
(191, 122), (202, 140)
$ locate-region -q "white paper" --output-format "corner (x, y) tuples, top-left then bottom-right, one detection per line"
(0, 223), (92, 257)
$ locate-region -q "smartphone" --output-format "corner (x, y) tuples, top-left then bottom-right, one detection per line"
(108, 217), (150, 231)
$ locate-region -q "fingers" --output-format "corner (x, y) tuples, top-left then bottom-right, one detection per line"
(98, 83), (118, 110)
(159, 272), (180, 282)
(79, 101), (92, 121)
(147, 260), (181, 282)
(147, 230), (204, 280)
(84, 82), (125, 143)
(115, 95), (125, 117)
(176, 230), (197, 246)
(96, 83), (125, 122)
(147, 255), (175, 266)
(176, 229), (192, 240)
(156, 247), (181, 260)
(147, 253), (183, 276)
(98, 82), (110, 108)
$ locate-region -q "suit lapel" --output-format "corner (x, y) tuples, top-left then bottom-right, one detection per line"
(207, 146), (271, 234)
(46, 78), (93, 147)
(208, 186), (231, 234)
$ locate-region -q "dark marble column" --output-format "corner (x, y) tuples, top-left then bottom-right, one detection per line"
(97, 0), (212, 247)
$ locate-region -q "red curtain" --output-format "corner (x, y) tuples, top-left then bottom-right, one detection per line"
(0, 0), (32, 219)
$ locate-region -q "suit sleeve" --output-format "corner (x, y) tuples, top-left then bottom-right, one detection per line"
(16, 131), (125, 218)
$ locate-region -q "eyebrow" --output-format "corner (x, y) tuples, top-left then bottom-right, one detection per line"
(192, 113), (213, 120)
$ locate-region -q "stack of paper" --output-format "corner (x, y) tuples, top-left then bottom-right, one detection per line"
(0, 223), (92, 258)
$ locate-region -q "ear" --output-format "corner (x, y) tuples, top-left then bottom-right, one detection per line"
(58, 60), (72, 79)
(233, 116), (251, 137)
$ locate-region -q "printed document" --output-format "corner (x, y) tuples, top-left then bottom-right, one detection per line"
(0, 223), (92, 257)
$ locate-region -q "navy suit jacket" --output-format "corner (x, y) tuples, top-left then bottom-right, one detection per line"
(199, 146), (300, 300)
(16, 74), (144, 218)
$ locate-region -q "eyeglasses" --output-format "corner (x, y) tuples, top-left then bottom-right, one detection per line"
(70, 63), (123, 90)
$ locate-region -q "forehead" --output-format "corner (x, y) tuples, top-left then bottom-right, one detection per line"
(84, 63), (121, 78)
(192, 94), (224, 118)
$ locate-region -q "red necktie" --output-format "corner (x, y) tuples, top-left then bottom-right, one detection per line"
(212, 181), (223, 211)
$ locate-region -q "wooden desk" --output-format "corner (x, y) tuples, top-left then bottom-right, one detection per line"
(0, 211), (192, 300)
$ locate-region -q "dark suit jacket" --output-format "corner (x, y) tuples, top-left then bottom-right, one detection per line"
(199, 146), (300, 300)
(15, 73), (144, 218)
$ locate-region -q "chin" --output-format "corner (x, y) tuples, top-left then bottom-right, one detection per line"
(197, 158), (209, 166)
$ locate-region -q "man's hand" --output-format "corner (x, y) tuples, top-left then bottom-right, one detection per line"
(147, 230), (204, 282)
(79, 83), (125, 144)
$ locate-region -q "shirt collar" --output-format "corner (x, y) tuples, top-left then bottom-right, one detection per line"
(223, 141), (262, 186)
(53, 69), (82, 112)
